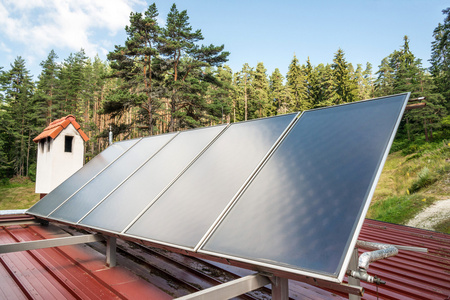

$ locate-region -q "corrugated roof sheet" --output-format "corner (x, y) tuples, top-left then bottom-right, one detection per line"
(0, 215), (170, 299)
(0, 215), (449, 299)
(33, 115), (89, 143)
(354, 219), (450, 300)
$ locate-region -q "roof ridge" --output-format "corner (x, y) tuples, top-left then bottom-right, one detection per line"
(33, 115), (89, 143)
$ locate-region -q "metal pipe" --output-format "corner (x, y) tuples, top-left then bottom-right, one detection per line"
(356, 241), (398, 270)
(347, 269), (385, 285)
(109, 125), (113, 145)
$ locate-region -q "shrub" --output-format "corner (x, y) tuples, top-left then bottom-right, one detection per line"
(0, 178), (9, 186)
(409, 167), (438, 193)
(28, 163), (37, 182)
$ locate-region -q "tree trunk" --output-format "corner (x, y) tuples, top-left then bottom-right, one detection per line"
(169, 92), (176, 132)
(244, 76), (248, 121)
(233, 100), (236, 123)
(423, 119), (429, 142)
(26, 130), (31, 177)
(406, 117), (411, 141)
(429, 120), (433, 141)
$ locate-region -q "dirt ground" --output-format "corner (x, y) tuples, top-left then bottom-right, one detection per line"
(406, 198), (450, 230)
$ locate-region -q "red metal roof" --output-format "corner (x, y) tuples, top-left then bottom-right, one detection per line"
(33, 115), (89, 143)
(0, 215), (449, 299)
(354, 219), (450, 300)
(0, 215), (170, 299)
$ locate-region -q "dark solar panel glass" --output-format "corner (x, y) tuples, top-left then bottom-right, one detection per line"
(125, 114), (296, 248)
(48, 133), (177, 223)
(80, 125), (226, 232)
(201, 95), (407, 277)
(27, 139), (139, 217)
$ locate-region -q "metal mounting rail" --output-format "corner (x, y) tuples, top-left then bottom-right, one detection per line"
(0, 234), (104, 253)
(0, 219), (41, 227)
(175, 273), (272, 300)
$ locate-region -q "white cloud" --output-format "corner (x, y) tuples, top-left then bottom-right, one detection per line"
(0, 0), (144, 59)
(0, 42), (12, 53)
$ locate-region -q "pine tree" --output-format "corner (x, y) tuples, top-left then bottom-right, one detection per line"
(234, 63), (253, 121)
(374, 56), (395, 97)
(382, 35), (447, 142)
(354, 63), (374, 100)
(206, 65), (233, 124)
(304, 58), (334, 108)
(269, 68), (286, 115)
(0, 66), (13, 179)
(57, 50), (88, 116)
(304, 57), (318, 106)
(410, 71), (446, 141)
(392, 36), (417, 95)
(363, 63), (374, 98)
(286, 55), (308, 112)
(430, 8), (450, 113)
(159, 3), (229, 131)
(331, 48), (358, 104)
(253, 62), (270, 118)
(3, 57), (36, 177)
(315, 63), (335, 107)
(36, 50), (60, 125)
(106, 3), (161, 136)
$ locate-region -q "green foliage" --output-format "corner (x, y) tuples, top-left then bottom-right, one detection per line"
(253, 62), (270, 118)
(107, 3), (161, 135)
(268, 68), (286, 115)
(331, 48), (358, 103)
(430, 8), (450, 113)
(286, 55), (308, 111)
(233, 63), (254, 121)
(368, 194), (435, 224)
(408, 167), (437, 193)
(304, 58), (334, 108)
(159, 3), (229, 131)
(354, 63), (374, 100)
(35, 50), (60, 125)
(375, 35), (448, 143)
(2, 57), (38, 178)
(205, 65), (233, 124)
(28, 163), (36, 182)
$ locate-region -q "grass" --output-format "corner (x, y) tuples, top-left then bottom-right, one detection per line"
(434, 218), (450, 234)
(370, 137), (450, 229)
(0, 177), (40, 210)
(372, 140), (450, 203)
(367, 194), (436, 224)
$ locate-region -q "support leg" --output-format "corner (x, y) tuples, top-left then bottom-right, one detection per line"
(348, 248), (361, 300)
(272, 276), (289, 300)
(106, 236), (116, 267)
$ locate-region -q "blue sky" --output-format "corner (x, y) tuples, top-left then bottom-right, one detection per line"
(0, 0), (448, 81)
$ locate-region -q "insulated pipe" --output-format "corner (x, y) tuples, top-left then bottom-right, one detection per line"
(109, 125), (113, 145)
(356, 240), (399, 270)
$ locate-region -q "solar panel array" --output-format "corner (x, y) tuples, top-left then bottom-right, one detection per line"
(27, 94), (409, 282)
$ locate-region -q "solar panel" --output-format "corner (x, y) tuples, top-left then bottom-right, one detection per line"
(124, 114), (297, 249)
(47, 133), (177, 223)
(199, 94), (408, 281)
(79, 125), (227, 232)
(26, 93), (408, 284)
(27, 139), (139, 217)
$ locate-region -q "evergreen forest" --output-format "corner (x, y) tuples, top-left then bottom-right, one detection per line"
(0, 4), (449, 182)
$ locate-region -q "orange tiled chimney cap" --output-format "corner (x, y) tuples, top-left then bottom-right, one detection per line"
(33, 115), (89, 143)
